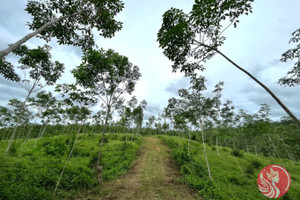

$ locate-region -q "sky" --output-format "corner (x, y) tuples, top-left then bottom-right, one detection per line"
(0, 0), (300, 122)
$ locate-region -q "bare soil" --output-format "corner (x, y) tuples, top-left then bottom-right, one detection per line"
(78, 137), (201, 200)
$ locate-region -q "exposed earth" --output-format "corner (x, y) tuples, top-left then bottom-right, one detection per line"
(78, 137), (201, 200)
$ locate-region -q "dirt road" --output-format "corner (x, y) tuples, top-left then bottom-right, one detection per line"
(78, 137), (200, 200)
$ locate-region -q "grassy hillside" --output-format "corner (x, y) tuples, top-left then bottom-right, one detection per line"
(160, 135), (300, 200)
(0, 133), (141, 200)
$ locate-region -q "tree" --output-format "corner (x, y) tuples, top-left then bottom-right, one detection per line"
(176, 75), (215, 182)
(157, 0), (300, 126)
(131, 99), (147, 135)
(0, 106), (12, 129)
(0, 0), (124, 81)
(279, 28), (300, 87)
(28, 91), (58, 145)
(5, 44), (64, 153)
(72, 48), (141, 168)
(54, 83), (94, 193)
(146, 116), (155, 129)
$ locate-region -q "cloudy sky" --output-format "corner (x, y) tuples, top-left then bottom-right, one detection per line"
(1, 0), (300, 121)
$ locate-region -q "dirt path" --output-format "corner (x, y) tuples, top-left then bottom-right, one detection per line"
(78, 137), (201, 200)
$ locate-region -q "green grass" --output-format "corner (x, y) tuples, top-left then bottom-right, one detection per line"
(0, 133), (141, 200)
(160, 135), (300, 200)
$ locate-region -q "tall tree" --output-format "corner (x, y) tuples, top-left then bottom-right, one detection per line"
(72, 48), (141, 168)
(177, 75), (215, 182)
(54, 83), (94, 193)
(157, 0), (300, 126)
(5, 45), (64, 153)
(0, 0), (124, 81)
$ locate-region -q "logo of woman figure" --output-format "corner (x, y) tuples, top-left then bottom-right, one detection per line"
(257, 165), (291, 198)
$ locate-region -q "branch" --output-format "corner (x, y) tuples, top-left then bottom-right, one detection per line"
(0, 13), (78, 59)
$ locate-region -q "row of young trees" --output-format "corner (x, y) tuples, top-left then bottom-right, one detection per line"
(0, 0), (299, 191)
(0, 0), (146, 192)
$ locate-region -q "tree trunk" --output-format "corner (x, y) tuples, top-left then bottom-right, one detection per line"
(34, 124), (47, 147)
(0, 14), (76, 59)
(199, 43), (300, 127)
(5, 91), (31, 154)
(216, 129), (220, 156)
(54, 122), (83, 194)
(199, 117), (212, 182)
(97, 105), (111, 164)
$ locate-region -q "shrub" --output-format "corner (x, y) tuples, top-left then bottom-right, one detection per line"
(245, 165), (254, 175)
(231, 149), (243, 157)
(250, 160), (262, 169)
(222, 147), (228, 152)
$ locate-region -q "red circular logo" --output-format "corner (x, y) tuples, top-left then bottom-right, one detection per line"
(257, 164), (291, 198)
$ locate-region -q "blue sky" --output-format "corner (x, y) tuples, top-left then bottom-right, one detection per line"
(0, 0), (300, 121)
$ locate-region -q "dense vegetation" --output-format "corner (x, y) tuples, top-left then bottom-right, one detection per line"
(0, 0), (300, 199)
(0, 133), (141, 200)
(160, 135), (300, 200)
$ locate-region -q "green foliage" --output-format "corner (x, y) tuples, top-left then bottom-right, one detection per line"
(250, 160), (262, 169)
(0, 59), (20, 81)
(231, 149), (243, 157)
(160, 135), (300, 200)
(0, 133), (141, 200)
(157, 0), (254, 74)
(279, 28), (300, 86)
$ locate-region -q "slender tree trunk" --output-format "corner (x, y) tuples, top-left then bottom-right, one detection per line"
(202, 44), (300, 127)
(97, 106), (111, 164)
(199, 117), (212, 182)
(5, 91), (32, 154)
(188, 130), (191, 155)
(54, 122), (83, 194)
(268, 135), (283, 164)
(281, 139), (294, 163)
(216, 129), (220, 156)
(0, 13), (76, 59)
(34, 124), (47, 147)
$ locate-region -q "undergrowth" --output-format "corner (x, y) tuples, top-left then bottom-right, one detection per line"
(159, 135), (300, 200)
(0, 133), (141, 200)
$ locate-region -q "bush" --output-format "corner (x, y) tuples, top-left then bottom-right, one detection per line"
(250, 160), (262, 169)
(222, 147), (228, 152)
(245, 165), (254, 175)
(231, 149), (243, 157)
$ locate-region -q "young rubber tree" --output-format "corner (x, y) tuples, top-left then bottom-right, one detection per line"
(146, 116), (155, 129)
(28, 91), (57, 145)
(157, 0), (300, 126)
(54, 83), (94, 193)
(211, 81), (224, 156)
(0, 0), (124, 81)
(5, 44), (64, 153)
(0, 106), (13, 140)
(131, 99), (147, 135)
(72, 48), (141, 169)
(178, 75), (215, 182)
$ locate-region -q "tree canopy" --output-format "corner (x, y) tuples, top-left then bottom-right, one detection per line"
(0, 0), (124, 81)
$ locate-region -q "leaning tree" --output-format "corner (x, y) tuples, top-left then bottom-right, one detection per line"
(72, 48), (141, 170)
(0, 0), (124, 81)
(157, 0), (300, 126)
(54, 83), (95, 193)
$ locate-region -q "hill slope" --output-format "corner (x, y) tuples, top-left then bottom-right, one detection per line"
(160, 135), (300, 200)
